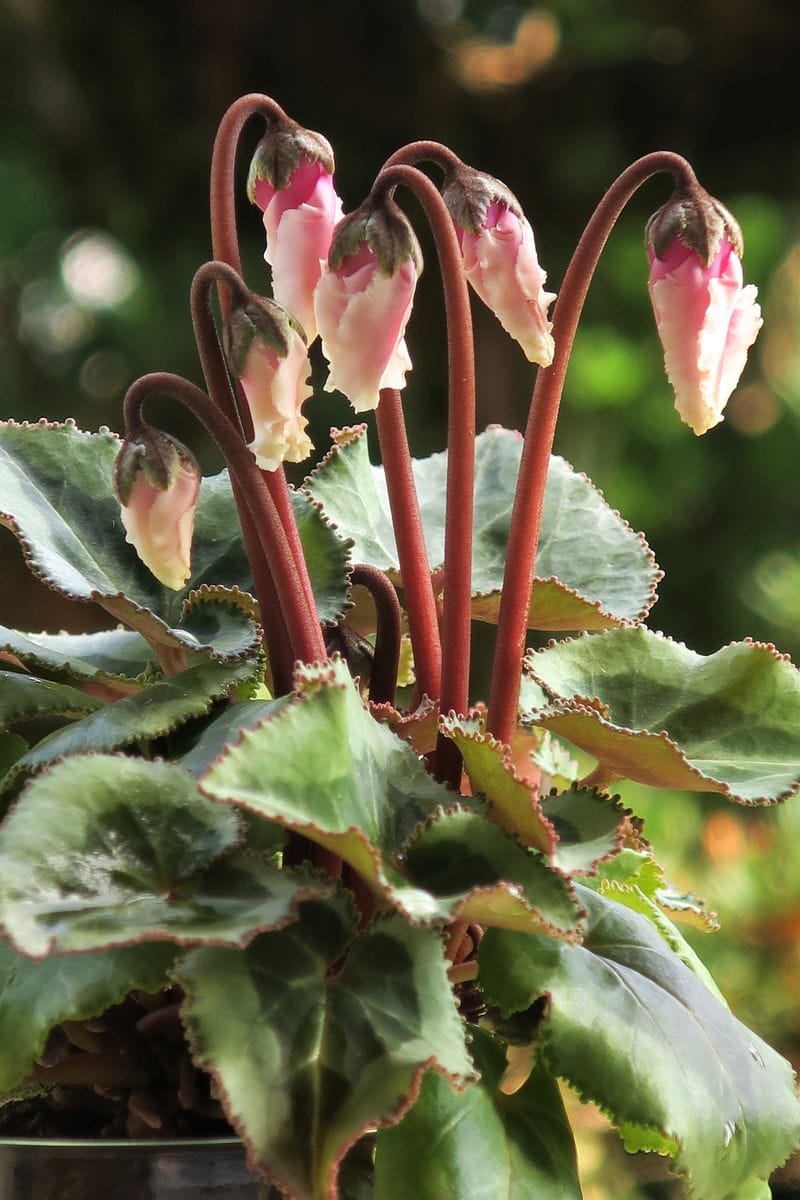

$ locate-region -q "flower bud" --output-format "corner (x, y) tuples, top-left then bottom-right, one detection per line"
(443, 166), (556, 367)
(225, 294), (313, 472)
(248, 120), (343, 344)
(314, 199), (422, 413)
(114, 432), (200, 591)
(646, 188), (763, 435)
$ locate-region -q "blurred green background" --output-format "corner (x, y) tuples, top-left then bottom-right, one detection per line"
(1, 0), (799, 1193)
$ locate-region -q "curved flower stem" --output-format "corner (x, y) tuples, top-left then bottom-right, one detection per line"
(191, 260), (320, 691)
(487, 151), (699, 746)
(373, 163), (476, 789)
(123, 372), (326, 667)
(210, 92), (290, 312)
(375, 389), (441, 704)
(350, 563), (402, 706)
(208, 99), (320, 674)
(381, 140), (463, 176)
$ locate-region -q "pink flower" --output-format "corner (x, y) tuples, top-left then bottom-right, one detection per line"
(648, 236), (762, 435)
(457, 200), (556, 367)
(252, 157), (342, 344)
(238, 322), (313, 472)
(226, 297), (313, 472)
(117, 446), (200, 591)
(315, 214), (420, 413)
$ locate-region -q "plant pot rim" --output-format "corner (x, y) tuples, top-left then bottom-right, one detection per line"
(0, 1136), (244, 1150)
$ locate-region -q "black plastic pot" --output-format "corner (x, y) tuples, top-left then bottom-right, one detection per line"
(0, 1137), (265, 1199)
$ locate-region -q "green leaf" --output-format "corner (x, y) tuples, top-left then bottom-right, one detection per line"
(201, 657), (461, 921)
(440, 717), (556, 854)
(0, 624), (156, 690)
(523, 627), (800, 802)
(479, 885), (800, 1200)
(11, 656), (262, 779)
(0, 669), (102, 728)
(176, 896), (473, 1200)
(0, 421), (349, 642)
(441, 717), (628, 875)
(0, 939), (176, 1092)
(305, 424), (659, 631)
(291, 487), (352, 625)
(540, 787), (631, 876)
(0, 755), (306, 956)
(595, 879), (727, 1005)
(404, 809), (584, 939)
(0, 733), (26, 788)
(375, 1028), (581, 1200)
(179, 697), (289, 777)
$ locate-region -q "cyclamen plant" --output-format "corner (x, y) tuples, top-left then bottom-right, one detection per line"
(0, 92), (797, 1200)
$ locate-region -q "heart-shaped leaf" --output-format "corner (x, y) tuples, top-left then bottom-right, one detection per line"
(202, 660), (580, 934)
(479, 884), (800, 1200)
(0, 421), (350, 644)
(305, 424), (659, 631)
(175, 895), (474, 1200)
(374, 1027), (581, 1200)
(200, 658), (457, 920)
(0, 755), (318, 956)
(522, 628), (800, 803)
(0, 939), (176, 1092)
(10, 656), (262, 781)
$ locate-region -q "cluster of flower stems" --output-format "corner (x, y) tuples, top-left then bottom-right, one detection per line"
(124, 95), (699, 793)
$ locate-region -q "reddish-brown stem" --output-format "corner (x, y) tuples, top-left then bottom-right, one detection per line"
(350, 563), (402, 705)
(209, 92), (289, 310)
(373, 163), (476, 790)
(209, 103), (322, 660)
(487, 151), (699, 745)
(190, 261), (294, 692)
(123, 372), (326, 666)
(375, 389), (441, 703)
(381, 140), (463, 176)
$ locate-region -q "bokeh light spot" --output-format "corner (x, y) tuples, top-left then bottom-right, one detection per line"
(60, 230), (138, 310)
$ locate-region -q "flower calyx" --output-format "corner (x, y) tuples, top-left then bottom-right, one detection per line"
(328, 197), (423, 279)
(114, 429), (201, 591)
(247, 117), (335, 197)
(646, 182), (743, 268)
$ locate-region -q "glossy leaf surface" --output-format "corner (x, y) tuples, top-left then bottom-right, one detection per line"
(479, 885), (800, 1200)
(176, 895), (473, 1200)
(0, 756), (316, 955)
(375, 1028), (581, 1200)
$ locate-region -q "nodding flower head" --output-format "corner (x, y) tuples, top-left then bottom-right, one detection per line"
(443, 166), (556, 367)
(314, 198), (422, 413)
(225, 293), (313, 472)
(248, 119), (343, 344)
(646, 188), (762, 435)
(114, 431), (200, 591)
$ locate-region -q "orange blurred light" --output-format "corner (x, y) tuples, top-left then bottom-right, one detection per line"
(453, 10), (559, 93)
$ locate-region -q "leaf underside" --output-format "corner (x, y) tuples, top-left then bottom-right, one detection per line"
(523, 627), (800, 802)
